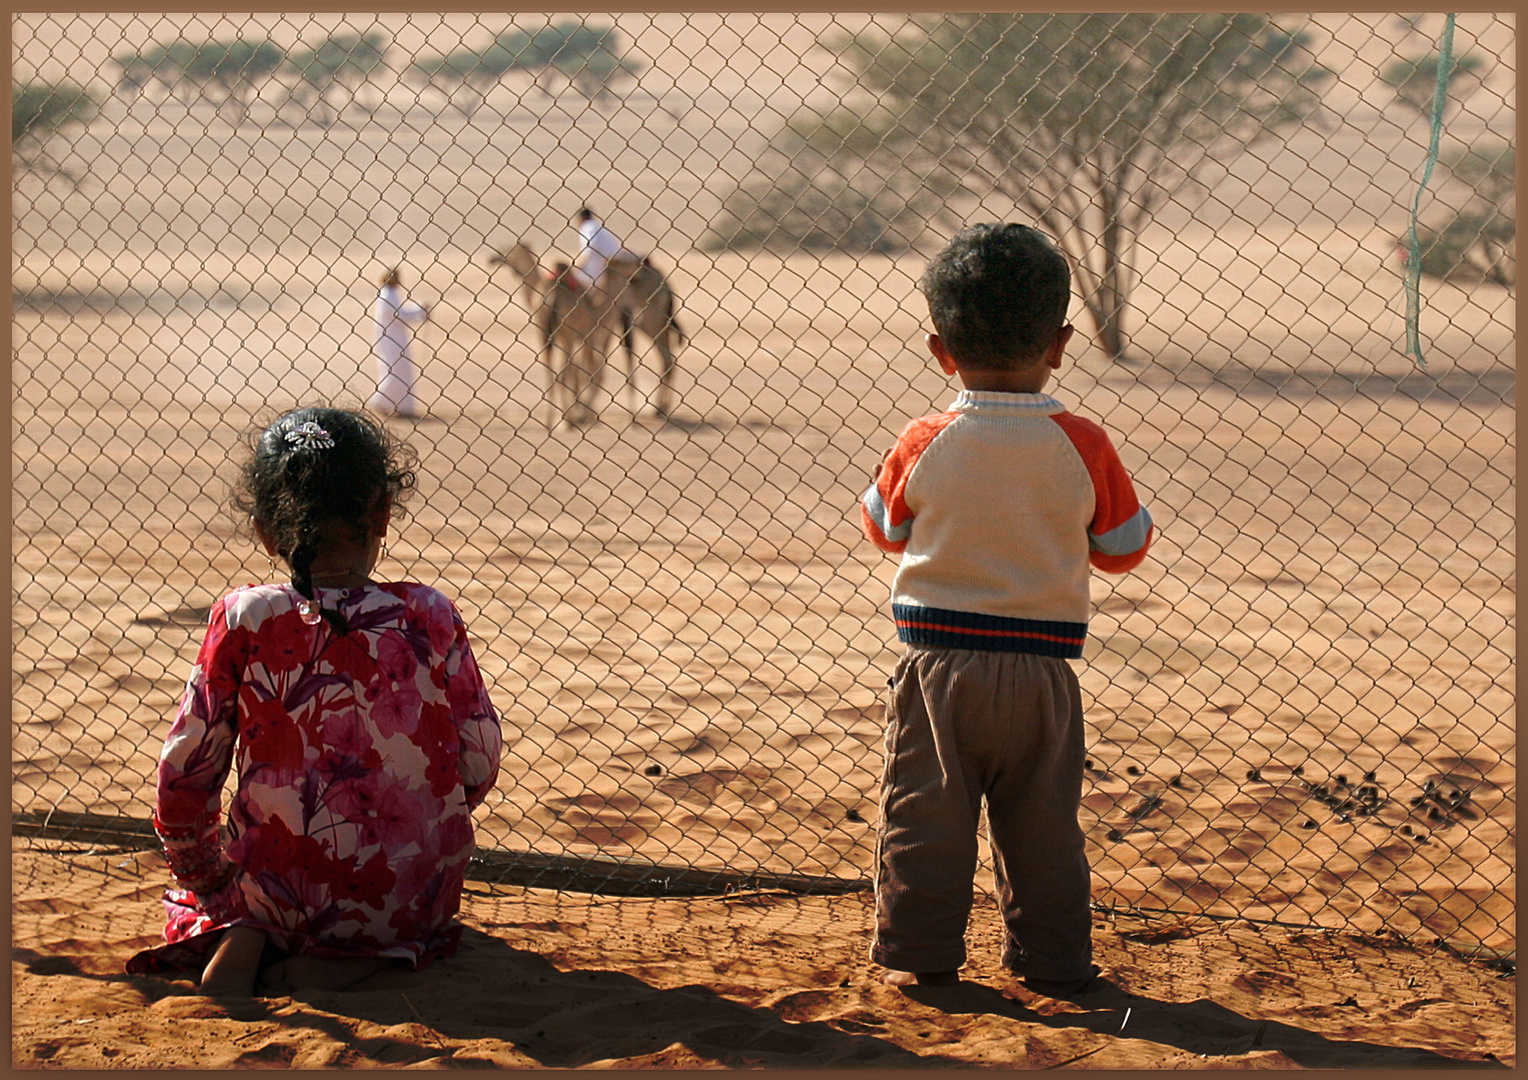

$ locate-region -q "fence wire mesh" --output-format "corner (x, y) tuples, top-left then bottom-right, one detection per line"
(12, 13), (1514, 958)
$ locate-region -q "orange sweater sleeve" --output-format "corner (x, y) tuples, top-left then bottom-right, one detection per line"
(1050, 412), (1153, 574)
(861, 413), (959, 553)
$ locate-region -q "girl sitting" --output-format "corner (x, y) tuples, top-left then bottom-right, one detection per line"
(127, 406), (502, 996)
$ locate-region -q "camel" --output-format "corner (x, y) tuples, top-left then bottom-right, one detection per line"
(598, 253), (687, 420)
(489, 242), (688, 424)
(488, 242), (611, 427)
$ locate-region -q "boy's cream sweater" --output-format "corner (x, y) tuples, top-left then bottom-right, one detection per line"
(862, 390), (1153, 658)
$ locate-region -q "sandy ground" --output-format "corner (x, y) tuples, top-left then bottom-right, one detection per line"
(10, 839), (1516, 1069)
(11, 11), (1517, 1069)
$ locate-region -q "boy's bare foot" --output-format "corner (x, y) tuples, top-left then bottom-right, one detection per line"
(882, 969), (960, 987)
(1020, 964), (1101, 998)
(199, 926), (267, 998)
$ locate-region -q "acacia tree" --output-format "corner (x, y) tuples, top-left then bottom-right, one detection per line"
(13, 81), (99, 184)
(285, 31), (388, 126)
(707, 109), (960, 254)
(553, 46), (642, 105)
(180, 38), (285, 125)
(514, 23), (639, 103)
(720, 13), (1332, 360)
(1428, 142), (1515, 286)
(409, 41), (520, 116)
(410, 24), (633, 115)
(110, 41), (201, 105)
(1379, 50), (1484, 113)
(1380, 48), (1512, 286)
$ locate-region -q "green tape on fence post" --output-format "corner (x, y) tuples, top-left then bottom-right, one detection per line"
(1405, 13), (1457, 372)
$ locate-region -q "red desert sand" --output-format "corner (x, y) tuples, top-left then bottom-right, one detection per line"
(12, 12), (1515, 1070)
(10, 839), (1515, 1069)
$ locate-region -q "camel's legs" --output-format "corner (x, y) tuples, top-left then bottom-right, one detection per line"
(652, 332), (678, 419)
(540, 288), (606, 428)
(570, 337), (600, 425)
(539, 305), (568, 428)
(599, 260), (685, 421)
(615, 310), (642, 415)
(552, 339), (595, 427)
(564, 314), (611, 427)
(541, 340), (566, 428)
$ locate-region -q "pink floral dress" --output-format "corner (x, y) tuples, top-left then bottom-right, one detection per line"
(126, 582), (502, 975)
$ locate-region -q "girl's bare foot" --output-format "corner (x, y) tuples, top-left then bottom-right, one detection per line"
(278, 954), (397, 991)
(883, 969), (960, 987)
(256, 956), (291, 995)
(199, 926), (267, 997)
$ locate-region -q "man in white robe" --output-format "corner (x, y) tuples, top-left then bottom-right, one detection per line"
(368, 268), (428, 420)
(572, 208), (632, 291)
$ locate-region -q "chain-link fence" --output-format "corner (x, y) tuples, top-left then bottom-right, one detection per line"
(13, 13), (1514, 958)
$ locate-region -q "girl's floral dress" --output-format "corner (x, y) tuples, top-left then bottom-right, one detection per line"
(126, 582), (502, 975)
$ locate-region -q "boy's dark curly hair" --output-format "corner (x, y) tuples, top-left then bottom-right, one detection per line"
(919, 223), (1072, 369)
(231, 406), (418, 632)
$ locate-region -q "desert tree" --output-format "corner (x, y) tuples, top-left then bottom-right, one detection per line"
(468, 23), (636, 103)
(408, 39), (522, 117)
(1379, 50), (1484, 114)
(713, 13), (1332, 360)
(553, 46), (643, 106)
(1381, 48), (1511, 286)
(513, 23), (638, 103)
(110, 40), (201, 106)
(1401, 139), (1514, 288)
(13, 80), (100, 185)
(707, 109), (960, 254)
(408, 24), (633, 116)
(285, 31), (388, 126)
(110, 47), (157, 102)
(179, 38), (285, 126)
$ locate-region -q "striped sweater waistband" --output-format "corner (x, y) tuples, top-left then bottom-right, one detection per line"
(892, 604), (1087, 658)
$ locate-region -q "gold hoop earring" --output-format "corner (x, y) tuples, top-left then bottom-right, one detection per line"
(380, 541), (389, 563)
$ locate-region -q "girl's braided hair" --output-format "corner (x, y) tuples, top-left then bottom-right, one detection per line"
(232, 406), (418, 633)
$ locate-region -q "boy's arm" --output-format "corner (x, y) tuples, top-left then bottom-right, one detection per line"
(1051, 413), (1154, 573)
(860, 414), (956, 553)
(861, 468), (909, 553)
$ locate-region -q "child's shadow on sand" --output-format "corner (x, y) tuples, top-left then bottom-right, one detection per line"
(247, 928), (956, 1068)
(895, 978), (1506, 1069)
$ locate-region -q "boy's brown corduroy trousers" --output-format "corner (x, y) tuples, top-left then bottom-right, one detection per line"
(871, 646), (1094, 981)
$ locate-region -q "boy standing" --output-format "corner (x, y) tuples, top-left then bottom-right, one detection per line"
(861, 223), (1153, 994)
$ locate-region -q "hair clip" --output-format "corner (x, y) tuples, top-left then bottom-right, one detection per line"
(284, 421), (335, 451)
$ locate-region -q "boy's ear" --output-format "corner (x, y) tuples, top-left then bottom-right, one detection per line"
(927, 333), (961, 376)
(371, 498), (392, 538)
(1045, 323), (1075, 369)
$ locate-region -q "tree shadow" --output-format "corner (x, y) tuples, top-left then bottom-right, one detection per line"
(892, 975), (1507, 1069)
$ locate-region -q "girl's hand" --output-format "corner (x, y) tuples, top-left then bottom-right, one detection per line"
(206, 860), (241, 893)
(190, 863), (246, 923)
